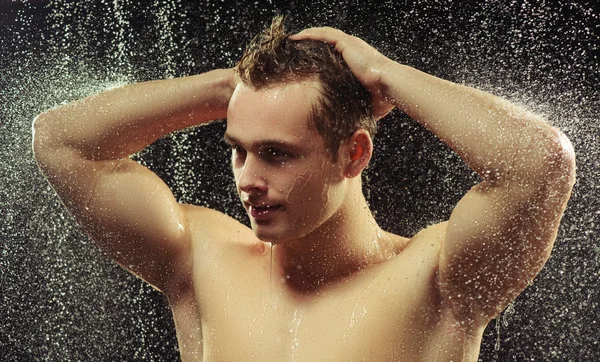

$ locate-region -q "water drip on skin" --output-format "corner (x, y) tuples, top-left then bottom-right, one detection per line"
(269, 242), (274, 361)
(343, 265), (388, 343)
(270, 242), (273, 286)
(248, 305), (259, 357)
(224, 285), (233, 317)
(285, 171), (312, 205)
(290, 309), (303, 359)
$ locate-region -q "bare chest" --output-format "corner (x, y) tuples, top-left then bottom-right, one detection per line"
(198, 276), (437, 361)
(179, 239), (478, 361)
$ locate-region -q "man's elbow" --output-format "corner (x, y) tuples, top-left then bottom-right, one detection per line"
(32, 111), (61, 155)
(548, 127), (576, 186)
(527, 127), (577, 216)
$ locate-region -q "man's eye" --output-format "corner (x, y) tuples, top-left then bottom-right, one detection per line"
(262, 148), (290, 158)
(231, 145), (245, 153)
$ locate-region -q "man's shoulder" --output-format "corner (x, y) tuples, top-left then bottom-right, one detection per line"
(406, 221), (449, 247)
(180, 203), (255, 245)
(392, 221), (449, 268)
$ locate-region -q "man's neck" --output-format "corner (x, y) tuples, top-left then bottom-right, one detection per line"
(271, 191), (400, 294)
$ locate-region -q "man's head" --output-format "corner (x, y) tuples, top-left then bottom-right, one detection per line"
(235, 15), (376, 161)
(226, 16), (376, 243)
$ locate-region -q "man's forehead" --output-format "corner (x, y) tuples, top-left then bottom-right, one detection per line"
(227, 81), (321, 136)
(225, 113), (315, 144)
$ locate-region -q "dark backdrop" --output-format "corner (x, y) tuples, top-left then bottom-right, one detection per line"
(1, 0), (599, 360)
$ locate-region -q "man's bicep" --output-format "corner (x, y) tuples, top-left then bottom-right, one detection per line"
(86, 157), (192, 288)
(438, 178), (570, 326)
(36, 146), (191, 292)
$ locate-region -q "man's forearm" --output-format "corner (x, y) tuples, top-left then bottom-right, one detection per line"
(381, 62), (571, 183)
(33, 69), (233, 160)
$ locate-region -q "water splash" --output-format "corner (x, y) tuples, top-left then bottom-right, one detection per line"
(1, 0), (598, 360)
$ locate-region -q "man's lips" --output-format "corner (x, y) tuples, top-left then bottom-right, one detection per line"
(243, 201), (282, 208)
(244, 202), (284, 219)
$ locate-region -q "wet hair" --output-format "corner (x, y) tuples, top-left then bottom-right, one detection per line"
(235, 15), (376, 162)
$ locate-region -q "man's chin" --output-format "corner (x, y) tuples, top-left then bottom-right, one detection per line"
(254, 232), (283, 244)
(252, 226), (287, 244)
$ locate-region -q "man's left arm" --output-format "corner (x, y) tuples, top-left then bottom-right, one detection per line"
(381, 60), (576, 328)
(293, 28), (576, 328)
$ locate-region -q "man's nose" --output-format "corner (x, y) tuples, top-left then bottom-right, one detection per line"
(237, 155), (268, 195)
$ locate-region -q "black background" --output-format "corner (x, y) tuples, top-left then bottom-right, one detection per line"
(1, 0), (599, 360)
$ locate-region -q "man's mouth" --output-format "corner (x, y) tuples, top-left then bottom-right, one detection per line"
(248, 204), (283, 219)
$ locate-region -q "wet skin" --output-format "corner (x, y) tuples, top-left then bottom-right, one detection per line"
(171, 208), (482, 361)
(32, 33), (575, 360)
(166, 81), (484, 361)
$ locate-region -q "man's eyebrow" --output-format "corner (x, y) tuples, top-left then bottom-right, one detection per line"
(223, 133), (301, 150)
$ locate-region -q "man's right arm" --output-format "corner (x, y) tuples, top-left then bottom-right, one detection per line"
(32, 69), (234, 294)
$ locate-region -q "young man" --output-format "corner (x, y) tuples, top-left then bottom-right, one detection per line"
(32, 16), (575, 361)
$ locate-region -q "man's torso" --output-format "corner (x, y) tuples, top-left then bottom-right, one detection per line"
(167, 206), (484, 361)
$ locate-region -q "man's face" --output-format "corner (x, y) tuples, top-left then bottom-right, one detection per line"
(225, 80), (347, 243)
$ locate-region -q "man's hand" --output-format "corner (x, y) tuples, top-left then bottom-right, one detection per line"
(292, 27), (395, 120)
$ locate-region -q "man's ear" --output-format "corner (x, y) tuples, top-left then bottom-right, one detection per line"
(344, 129), (373, 178)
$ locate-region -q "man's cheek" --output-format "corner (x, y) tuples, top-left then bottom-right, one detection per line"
(281, 172), (315, 205)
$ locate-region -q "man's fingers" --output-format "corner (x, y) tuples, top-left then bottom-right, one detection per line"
(290, 28), (327, 41)
(290, 27), (346, 44)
